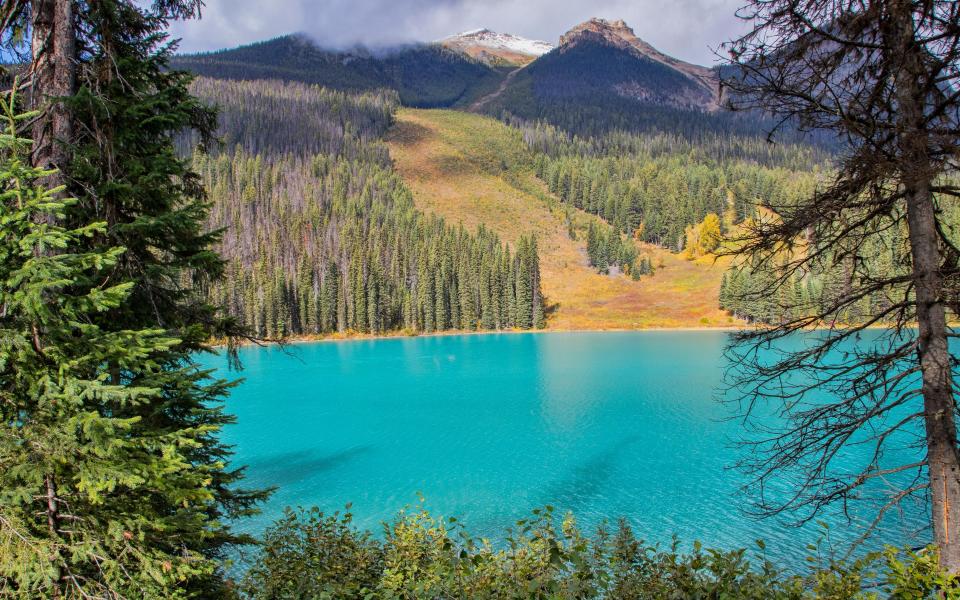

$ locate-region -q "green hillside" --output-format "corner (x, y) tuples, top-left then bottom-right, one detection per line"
(386, 108), (737, 329)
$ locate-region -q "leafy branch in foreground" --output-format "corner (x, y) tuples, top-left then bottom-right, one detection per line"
(240, 505), (959, 599)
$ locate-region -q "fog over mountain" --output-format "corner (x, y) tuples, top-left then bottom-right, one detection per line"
(169, 0), (746, 66)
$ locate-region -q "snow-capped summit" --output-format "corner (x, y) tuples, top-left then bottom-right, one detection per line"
(448, 29), (554, 56)
(441, 29), (553, 66)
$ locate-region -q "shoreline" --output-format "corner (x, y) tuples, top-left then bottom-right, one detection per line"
(211, 325), (747, 349)
(209, 321), (926, 349)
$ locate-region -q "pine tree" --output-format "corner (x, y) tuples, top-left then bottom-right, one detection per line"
(479, 259), (494, 330)
(719, 272), (730, 309)
(349, 253), (367, 332)
(515, 237), (533, 329)
(501, 248), (515, 328)
(296, 254), (313, 333)
(530, 236), (546, 329)
(417, 252), (435, 332)
(434, 261), (448, 330)
(457, 256), (476, 330)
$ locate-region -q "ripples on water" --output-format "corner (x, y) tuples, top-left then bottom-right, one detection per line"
(197, 331), (929, 567)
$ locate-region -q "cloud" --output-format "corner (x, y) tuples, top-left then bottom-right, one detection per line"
(169, 0), (747, 66)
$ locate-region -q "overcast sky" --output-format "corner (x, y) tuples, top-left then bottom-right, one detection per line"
(168, 0), (748, 66)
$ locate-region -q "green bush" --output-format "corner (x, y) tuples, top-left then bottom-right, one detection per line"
(239, 506), (960, 599)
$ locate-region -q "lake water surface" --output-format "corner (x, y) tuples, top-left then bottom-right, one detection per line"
(201, 331), (928, 566)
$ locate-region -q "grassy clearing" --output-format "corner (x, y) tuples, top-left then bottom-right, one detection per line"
(386, 108), (739, 329)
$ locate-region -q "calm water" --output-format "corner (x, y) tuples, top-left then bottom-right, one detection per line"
(200, 331), (928, 566)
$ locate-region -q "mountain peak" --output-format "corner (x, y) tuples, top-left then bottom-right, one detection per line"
(455, 28), (494, 37)
(441, 29), (553, 66)
(559, 18), (640, 50)
(559, 18), (719, 107)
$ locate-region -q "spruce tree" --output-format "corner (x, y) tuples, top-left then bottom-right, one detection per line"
(719, 272), (730, 309)
(0, 87), (212, 597)
(478, 259), (494, 330)
(0, 90), (136, 597)
(2, 2), (267, 596)
(434, 264), (448, 330)
(530, 236), (546, 329)
(458, 257), (476, 329)
(321, 260), (339, 333)
(515, 237), (533, 329)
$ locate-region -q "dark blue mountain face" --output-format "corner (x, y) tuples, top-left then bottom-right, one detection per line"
(526, 41), (709, 107)
(479, 40), (761, 138)
(172, 35), (503, 108)
(171, 31), (717, 117)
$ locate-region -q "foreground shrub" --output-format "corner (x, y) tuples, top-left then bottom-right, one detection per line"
(239, 506), (959, 599)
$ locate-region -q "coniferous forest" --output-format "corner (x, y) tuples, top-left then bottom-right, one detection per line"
(509, 115), (954, 327)
(519, 119), (824, 249)
(189, 78), (546, 338)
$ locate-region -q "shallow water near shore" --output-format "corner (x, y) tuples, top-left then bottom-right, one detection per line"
(199, 330), (929, 567)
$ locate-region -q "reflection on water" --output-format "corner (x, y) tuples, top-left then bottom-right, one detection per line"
(539, 435), (642, 512)
(245, 446), (374, 488)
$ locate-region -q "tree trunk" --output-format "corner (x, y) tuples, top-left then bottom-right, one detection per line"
(890, 0), (960, 571)
(31, 4), (75, 596)
(30, 0), (75, 187)
(905, 177), (960, 571)
(44, 473), (62, 598)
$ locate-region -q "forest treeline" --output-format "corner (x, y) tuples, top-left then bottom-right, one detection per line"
(186, 77), (396, 157)
(190, 78), (545, 337)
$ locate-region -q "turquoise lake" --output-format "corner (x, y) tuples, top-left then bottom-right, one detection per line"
(201, 331), (928, 566)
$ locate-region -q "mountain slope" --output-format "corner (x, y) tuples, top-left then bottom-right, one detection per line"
(173, 34), (504, 108)
(480, 19), (735, 136)
(386, 109), (735, 329)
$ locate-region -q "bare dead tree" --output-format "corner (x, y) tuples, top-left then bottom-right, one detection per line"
(721, 0), (960, 571)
